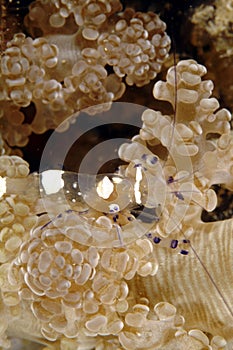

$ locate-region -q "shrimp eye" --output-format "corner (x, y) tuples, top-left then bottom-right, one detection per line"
(109, 203), (120, 213)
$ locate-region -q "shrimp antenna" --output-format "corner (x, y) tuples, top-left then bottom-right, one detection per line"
(162, 214), (233, 319)
(160, 17), (178, 170)
(167, 165), (205, 184)
(185, 229), (233, 319)
(170, 20), (178, 142)
(156, 16), (233, 319)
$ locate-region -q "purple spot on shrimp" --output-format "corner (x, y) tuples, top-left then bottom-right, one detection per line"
(134, 163), (142, 168)
(150, 156), (158, 164)
(180, 249), (189, 255)
(65, 209), (73, 214)
(167, 176), (174, 184)
(141, 154), (147, 160)
(153, 236), (161, 244)
(183, 239), (190, 244)
(146, 232), (152, 238)
(175, 191), (184, 200)
(170, 239), (178, 249)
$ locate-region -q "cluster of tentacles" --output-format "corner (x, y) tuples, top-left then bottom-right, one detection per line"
(0, 0), (170, 149)
(0, 56), (232, 349)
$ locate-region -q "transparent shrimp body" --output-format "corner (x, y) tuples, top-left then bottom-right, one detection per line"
(2, 169), (165, 248)
(40, 169), (168, 248)
(0, 143), (215, 251)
